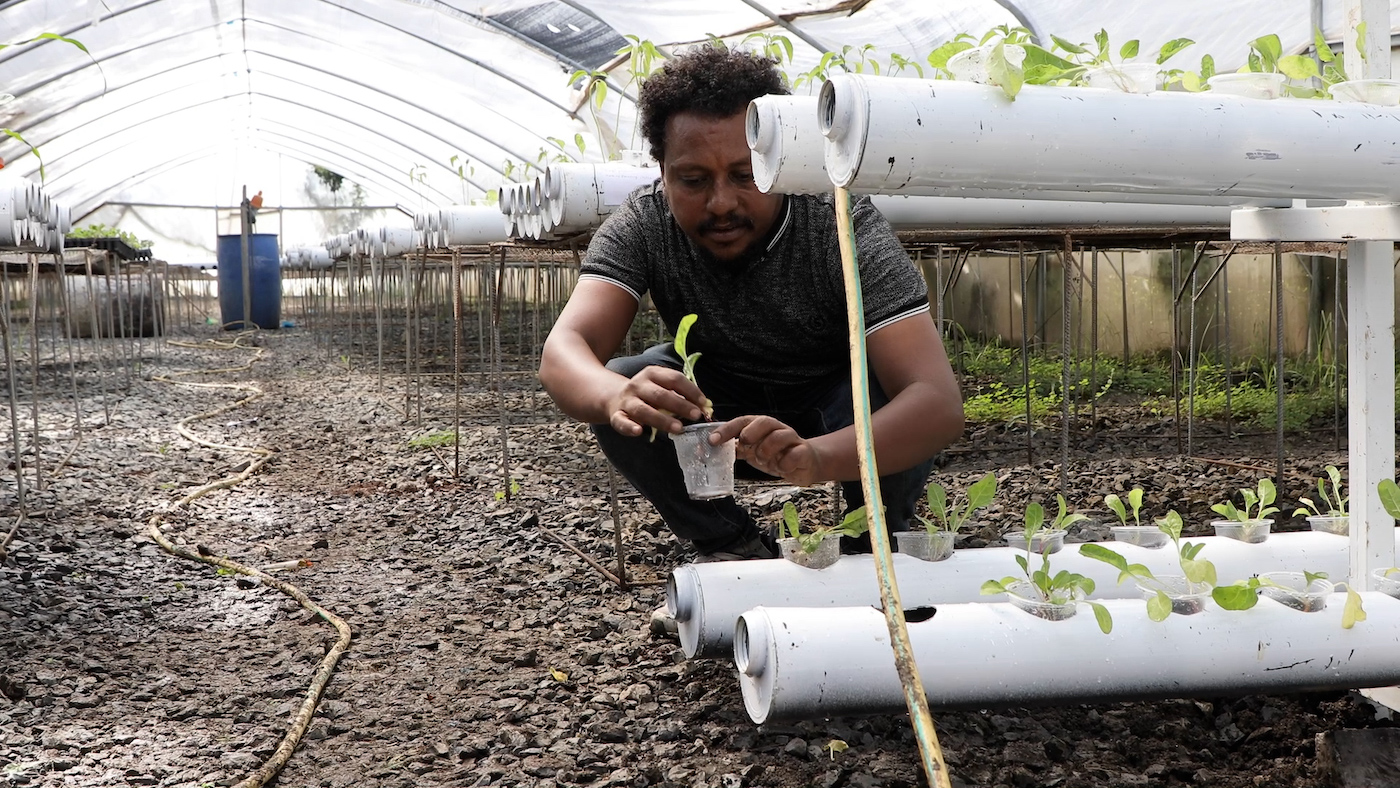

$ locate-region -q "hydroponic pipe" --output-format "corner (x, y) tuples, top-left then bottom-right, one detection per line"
(737, 594), (1400, 723)
(820, 74), (1400, 203)
(747, 95), (832, 195)
(671, 530), (1358, 658)
(439, 206), (510, 247)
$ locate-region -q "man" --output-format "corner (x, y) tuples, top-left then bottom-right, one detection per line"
(539, 45), (964, 568)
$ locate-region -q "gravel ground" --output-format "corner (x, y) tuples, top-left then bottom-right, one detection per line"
(1, 327), (1394, 788)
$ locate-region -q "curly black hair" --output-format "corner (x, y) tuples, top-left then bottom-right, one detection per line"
(638, 44), (789, 165)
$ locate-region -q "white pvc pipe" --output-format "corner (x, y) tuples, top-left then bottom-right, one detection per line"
(380, 227), (420, 258)
(819, 74), (1400, 203)
(672, 530), (1359, 658)
(737, 594), (1400, 723)
(869, 195), (1232, 229)
(747, 95), (831, 195)
(439, 205), (509, 246)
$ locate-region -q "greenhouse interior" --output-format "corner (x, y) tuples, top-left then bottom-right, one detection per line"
(10, 1), (1400, 786)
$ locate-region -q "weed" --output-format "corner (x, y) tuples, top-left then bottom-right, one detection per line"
(408, 430), (457, 449)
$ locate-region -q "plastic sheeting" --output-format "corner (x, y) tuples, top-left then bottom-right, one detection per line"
(1, 0), (1397, 262)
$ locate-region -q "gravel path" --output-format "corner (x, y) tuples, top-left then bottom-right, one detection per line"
(0, 328), (1392, 788)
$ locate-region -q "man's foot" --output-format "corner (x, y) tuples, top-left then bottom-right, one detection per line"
(694, 531), (777, 563)
(649, 604), (678, 637)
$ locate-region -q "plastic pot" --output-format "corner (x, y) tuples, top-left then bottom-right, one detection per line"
(1004, 528), (1066, 554)
(1330, 79), (1400, 106)
(670, 422), (735, 500)
(1004, 579), (1079, 621)
(1258, 571), (1334, 612)
(1136, 575), (1212, 616)
(1212, 519), (1272, 544)
(1372, 567), (1400, 599)
(1306, 515), (1348, 536)
(1111, 525), (1170, 549)
(1207, 72), (1289, 100)
(894, 530), (955, 562)
(1085, 63), (1159, 93)
(778, 536), (840, 570)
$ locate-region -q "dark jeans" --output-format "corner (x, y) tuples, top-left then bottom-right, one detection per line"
(591, 343), (935, 554)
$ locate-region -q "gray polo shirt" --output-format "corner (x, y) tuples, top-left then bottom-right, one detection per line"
(579, 183), (929, 388)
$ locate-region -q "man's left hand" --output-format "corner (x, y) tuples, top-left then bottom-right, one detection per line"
(711, 415), (824, 487)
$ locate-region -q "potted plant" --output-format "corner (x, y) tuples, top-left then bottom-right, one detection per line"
(1104, 487), (1169, 548)
(1004, 494), (1085, 554)
(1293, 465), (1348, 535)
(897, 471), (996, 562)
(1371, 479), (1400, 596)
(1210, 478), (1278, 543)
(777, 503), (870, 570)
(941, 25), (1033, 99)
(1081, 510), (1216, 619)
(663, 314), (731, 500)
(1048, 30), (1194, 94)
(1207, 34), (1294, 99)
(1213, 570), (1365, 626)
(982, 503), (1112, 632)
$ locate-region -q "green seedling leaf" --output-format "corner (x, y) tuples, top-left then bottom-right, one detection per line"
(927, 483), (949, 529)
(1050, 35), (1087, 55)
(1379, 479), (1400, 520)
(1079, 542), (1128, 572)
(1104, 494), (1127, 526)
(980, 578), (1010, 595)
(1250, 34), (1282, 72)
(966, 472), (997, 515)
(1088, 601), (1113, 634)
(927, 40), (973, 71)
(988, 43), (1024, 100)
(1157, 509), (1184, 542)
(1212, 582), (1260, 611)
(1279, 55), (1319, 80)
(1356, 22), (1369, 63)
(1343, 585), (1366, 629)
(782, 502), (800, 540)
(1180, 555), (1216, 587)
(1315, 28), (1335, 63)
(1023, 501), (1044, 540)
(1304, 570), (1329, 587)
(837, 507), (870, 539)
(1118, 39), (1140, 61)
(1127, 488), (1144, 524)
(825, 739), (848, 760)
(1211, 501), (1241, 522)
(1157, 38), (1194, 65)
(1146, 591), (1172, 622)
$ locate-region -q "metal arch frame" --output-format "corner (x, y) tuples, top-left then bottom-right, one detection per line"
(2, 45), (549, 190)
(244, 129), (436, 209)
(33, 93), (454, 209)
(735, 0), (832, 54)
(15, 58), (502, 197)
(67, 146), (229, 222)
(390, 0), (641, 105)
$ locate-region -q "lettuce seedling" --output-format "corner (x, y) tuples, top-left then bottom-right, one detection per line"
(982, 501), (1111, 633)
(1211, 478), (1279, 523)
(1080, 510), (1216, 621)
(1104, 487), (1145, 527)
(650, 313), (713, 442)
(920, 472), (996, 533)
(1294, 465), (1347, 518)
(781, 502), (870, 554)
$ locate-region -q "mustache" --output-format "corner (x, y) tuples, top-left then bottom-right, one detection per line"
(697, 214), (753, 235)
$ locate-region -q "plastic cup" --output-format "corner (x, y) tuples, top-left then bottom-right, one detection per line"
(670, 422), (735, 500)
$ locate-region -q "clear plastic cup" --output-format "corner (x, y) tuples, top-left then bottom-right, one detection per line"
(670, 422), (735, 500)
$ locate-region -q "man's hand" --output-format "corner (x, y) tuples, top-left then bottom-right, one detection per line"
(604, 366), (709, 438)
(712, 415), (824, 487)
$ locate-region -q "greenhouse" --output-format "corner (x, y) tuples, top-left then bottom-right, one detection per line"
(7, 1), (1400, 786)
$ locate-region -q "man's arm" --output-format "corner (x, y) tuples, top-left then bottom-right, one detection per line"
(539, 279), (709, 436)
(717, 311), (963, 485)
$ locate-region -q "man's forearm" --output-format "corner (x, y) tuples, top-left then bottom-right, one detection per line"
(539, 336), (625, 425)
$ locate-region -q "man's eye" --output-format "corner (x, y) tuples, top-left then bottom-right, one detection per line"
(733, 172), (755, 184)
(681, 176), (706, 186)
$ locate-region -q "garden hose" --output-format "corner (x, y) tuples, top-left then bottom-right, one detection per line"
(147, 334), (352, 788)
(833, 187), (951, 788)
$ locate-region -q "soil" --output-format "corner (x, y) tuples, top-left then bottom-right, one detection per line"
(1, 328), (1394, 788)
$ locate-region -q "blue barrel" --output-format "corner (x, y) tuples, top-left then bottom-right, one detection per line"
(216, 234), (282, 330)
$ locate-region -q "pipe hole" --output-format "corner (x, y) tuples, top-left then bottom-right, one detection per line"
(734, 615), (765, 677)
(818, 79), (838, 136)
(904, 606), (937, 623)
(745, 101), (762, 148)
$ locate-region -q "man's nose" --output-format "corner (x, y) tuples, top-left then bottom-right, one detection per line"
(707, 178), (740, 216)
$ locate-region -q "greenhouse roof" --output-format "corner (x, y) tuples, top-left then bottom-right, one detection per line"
(1, 0), (1397, 256)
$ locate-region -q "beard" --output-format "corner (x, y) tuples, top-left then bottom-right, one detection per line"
(692, 214), (767, 273)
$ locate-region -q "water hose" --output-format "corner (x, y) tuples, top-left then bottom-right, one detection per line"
(147, 335), (352, 788)
(833, 186), (951, 788)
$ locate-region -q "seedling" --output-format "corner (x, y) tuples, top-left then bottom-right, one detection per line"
(1211, 478), (1279, 523)
(408, 430), (457, 449)
(1080, 510), (1216, 621)
(1213, 569), (1365, 628)
(650, 313), (713, 442)
(919, 472), (996, 532)
(780, 502), (870, 554)
(1294, 465), (1347, 518)
(982, 501), (1112, 633)
(1103, 488), (1145, 526)
(1380, 478), (1400, 520)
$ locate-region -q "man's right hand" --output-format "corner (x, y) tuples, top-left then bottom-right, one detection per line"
(604, 366), (710, 438)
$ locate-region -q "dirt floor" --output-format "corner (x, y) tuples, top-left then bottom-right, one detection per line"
(1, 327), (1395, 788)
